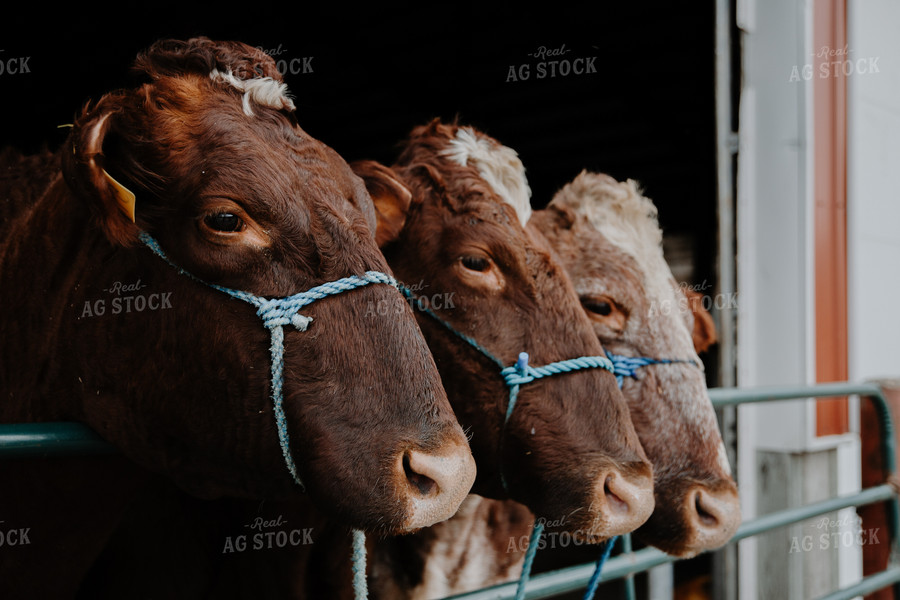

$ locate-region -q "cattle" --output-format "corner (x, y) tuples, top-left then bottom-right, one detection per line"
(0, 38), (475, 596)
(365, 170), (739, 599)
(355, 120), (656, 537)
(338, 121), (659, 598)
(76, 121), (660, 600)
(532, 170), (740, 557)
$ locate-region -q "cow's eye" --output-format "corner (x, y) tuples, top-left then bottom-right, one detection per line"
(582, 299), (612, 316)
(204, 212), (245, 233)
(580, 295), (627, 334)
(461, 256), (490, 272)
(455, 254), (504, 292)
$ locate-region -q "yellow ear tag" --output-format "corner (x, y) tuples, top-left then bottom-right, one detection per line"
(102, 169), (136, 223)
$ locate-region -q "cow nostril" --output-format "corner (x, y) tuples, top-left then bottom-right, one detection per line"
(403, 452), (438, 497)
(603, 475), (627, 514)
(399, 443), (476, 530)
(585, 467), (655, 538)
(694, 492), (719, 527)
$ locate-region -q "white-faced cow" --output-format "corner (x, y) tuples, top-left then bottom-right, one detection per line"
(0, 38), (475, 596)
(533, 170), (740, 557)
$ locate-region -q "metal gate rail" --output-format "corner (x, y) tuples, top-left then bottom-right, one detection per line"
(440, 382), (900, 600)
(1, 382), (898, 599)
(0, 421), (115, 457)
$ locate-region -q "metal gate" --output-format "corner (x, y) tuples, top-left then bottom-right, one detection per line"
(2, 381), (898, 599)
(441, 382), (900, 600)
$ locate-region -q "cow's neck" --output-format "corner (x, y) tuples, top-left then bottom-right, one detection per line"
(0, 174), (107, 422)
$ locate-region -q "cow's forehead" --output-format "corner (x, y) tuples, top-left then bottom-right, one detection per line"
(551, 172), (672, 303)
(440, 127), (532, 227)
(209, 67), (296, 116)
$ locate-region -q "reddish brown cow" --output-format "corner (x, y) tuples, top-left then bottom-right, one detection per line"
(533, 171), (740, 557)
(0, 38), (474, 596)
(355, 120), (655, 537)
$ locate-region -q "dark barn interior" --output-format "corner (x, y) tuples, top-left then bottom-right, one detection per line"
(2, 2), (721, 597)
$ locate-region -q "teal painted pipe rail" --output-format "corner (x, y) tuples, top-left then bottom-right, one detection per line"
(816, 565), (900, 600)
(0, 422), (115, 458)
(442, 484), (898, 600)
(1, 383), (898, 599)
(443, 382), (900, 600)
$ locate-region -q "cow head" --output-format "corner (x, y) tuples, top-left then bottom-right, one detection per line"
(352, 121), (654, 542)
(532, 171), (740, 557)
(56, 39), (474, 534)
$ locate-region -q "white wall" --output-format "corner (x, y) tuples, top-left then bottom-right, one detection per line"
(736, 1), (815, 595)
(847, 0), (900, 384)
(735, 0), (866, 596)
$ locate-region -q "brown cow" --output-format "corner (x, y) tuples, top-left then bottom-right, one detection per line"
(355, 120), (655, 537)
(0, 38), (474, 596)
(533, 170), (740, 557)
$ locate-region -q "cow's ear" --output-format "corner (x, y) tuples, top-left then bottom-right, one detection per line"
(544, 203), (578, 230)
(351, 160), (413, 247)
(683, 288), (717, 353)
(61, 103), (140, 247)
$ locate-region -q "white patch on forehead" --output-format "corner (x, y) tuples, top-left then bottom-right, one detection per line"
(552, 171), (683, 304)
(209, 68), (296, 117)
(441, 126), (532, 227)
(551, 170), (699, 360)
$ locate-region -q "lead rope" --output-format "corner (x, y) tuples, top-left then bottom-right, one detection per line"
(351, 529), (368, 598)
(573, 351), (701, 600)
(138, 232), (401, 600)
(582, 535), (620, 599)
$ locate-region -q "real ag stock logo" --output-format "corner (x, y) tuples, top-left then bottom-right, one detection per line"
(789, 45), (880, 82)
(506, 43), (597, 83)
(221, 514), (314, 554)
(78, 278), (173, 319)
(257, 43), (314, 76)
(0, 49), (31, 76)
(0, 521), (31, 548)
(788, 515), (879, 553)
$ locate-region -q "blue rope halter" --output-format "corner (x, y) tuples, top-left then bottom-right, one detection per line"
(399, 287), (622, 600)
(139, 232), (399, 489)
(399, 287), (616, 491)
(137, 232), (399, 600)
(513, 350), (700, 600)
(605, 351), (699, 388)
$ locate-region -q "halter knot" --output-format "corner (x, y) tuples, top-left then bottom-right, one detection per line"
(502, 352), (536, 386)
(605, 351), (699, 387)
(501, 354), (616, 391)
(253, 297), (315, 332)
